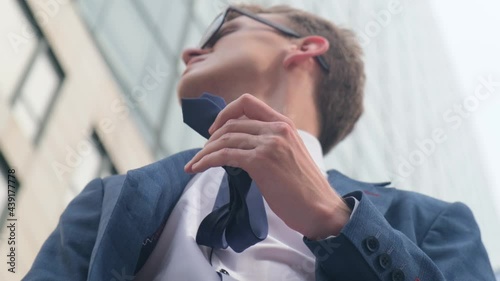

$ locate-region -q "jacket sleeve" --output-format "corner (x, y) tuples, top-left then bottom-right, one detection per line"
(22, 178), (104, 281)
(303, 191), (496, 281)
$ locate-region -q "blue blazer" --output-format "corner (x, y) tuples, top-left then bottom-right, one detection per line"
(23, 149), (495, 280)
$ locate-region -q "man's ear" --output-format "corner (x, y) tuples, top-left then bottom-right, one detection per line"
(283, 36), (329, 69)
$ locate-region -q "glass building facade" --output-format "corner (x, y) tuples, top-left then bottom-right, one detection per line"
(78, 0), (212, 157)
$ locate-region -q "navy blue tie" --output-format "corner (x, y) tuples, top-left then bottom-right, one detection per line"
(181, 93), (268, 253)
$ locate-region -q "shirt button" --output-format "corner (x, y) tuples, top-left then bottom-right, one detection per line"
(391, 269), (405, 281)
(378, 253), (392, 269)
(364, 236), (380, 253)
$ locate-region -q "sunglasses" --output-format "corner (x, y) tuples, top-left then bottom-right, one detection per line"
(198, 6), (330, 73)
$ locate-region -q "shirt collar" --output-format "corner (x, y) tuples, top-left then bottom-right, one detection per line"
(297, 130), (326, 176)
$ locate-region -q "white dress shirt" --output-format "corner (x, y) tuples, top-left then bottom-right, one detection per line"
(134, 130), (326, 281)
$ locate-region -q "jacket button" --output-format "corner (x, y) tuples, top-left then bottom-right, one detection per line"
(364, 236), (380, 253)
(219, 268), (230, 275)
(391, 269), (405, 281)
(378, 253), (391, 269)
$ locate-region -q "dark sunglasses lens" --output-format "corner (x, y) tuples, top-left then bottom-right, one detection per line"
(199, 12), (224, 48)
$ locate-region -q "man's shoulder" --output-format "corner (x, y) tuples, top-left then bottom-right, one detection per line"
(369, 178), (453, 216)
(327, 169), (456, 223)
(101, 148), (201, 189)
(366, 178), (470, 235)
(134, 148), (202, 174)
(330, 170), (470, 242)
(327, 169), (451, 208)
(376, 183), (451, 213)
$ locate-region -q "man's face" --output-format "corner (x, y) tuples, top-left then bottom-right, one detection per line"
(177, 14), (293, 103)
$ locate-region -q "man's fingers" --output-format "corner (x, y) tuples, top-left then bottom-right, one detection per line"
(209, 94), (292, 134)
(208, 119), (266, 144)
(185, 133), (257, 172)
(190, 148), (254, 173)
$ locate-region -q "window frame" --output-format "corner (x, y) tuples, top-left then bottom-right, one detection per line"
(8, 0), (65, 146)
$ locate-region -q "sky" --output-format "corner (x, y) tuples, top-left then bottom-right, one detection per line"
(429, 1), (500, 216)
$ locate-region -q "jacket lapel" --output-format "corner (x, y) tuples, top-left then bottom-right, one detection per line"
(87, 149), (200, 280)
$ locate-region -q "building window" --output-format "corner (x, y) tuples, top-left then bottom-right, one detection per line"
(0, 0), (38, 100)
(12, 41), (64, 143)
(1, 1), (65, 145)
(66, 130), (117, 204)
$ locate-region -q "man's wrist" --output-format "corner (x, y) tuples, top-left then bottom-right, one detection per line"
(306, 198), (351, 240)
(328, 198), (352, 236)
(307, 196), (357, 240)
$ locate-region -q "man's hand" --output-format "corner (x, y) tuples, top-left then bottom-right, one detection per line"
(184, 94), (351, 239)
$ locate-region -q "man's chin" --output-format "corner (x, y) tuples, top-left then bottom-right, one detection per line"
(177, 78), (209, 100)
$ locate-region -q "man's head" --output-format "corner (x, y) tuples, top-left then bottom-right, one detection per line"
(177, 4), (365, 154)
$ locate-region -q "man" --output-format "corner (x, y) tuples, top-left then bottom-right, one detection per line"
(24, 4), (495, 281)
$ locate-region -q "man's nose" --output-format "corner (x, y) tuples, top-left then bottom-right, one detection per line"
(181, 48), (210, 65)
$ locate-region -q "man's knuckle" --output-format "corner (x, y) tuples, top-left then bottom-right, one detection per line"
(225, 119), (236, 126)
(254, 148), (268, 161)
(221, 147), (231, 156)
(222, 120), (238, 133)
(273, 121), (291, 135)
(241, 93), (253, 102)
(268, 135), (284, 148)
(221, 133), (232, 143)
